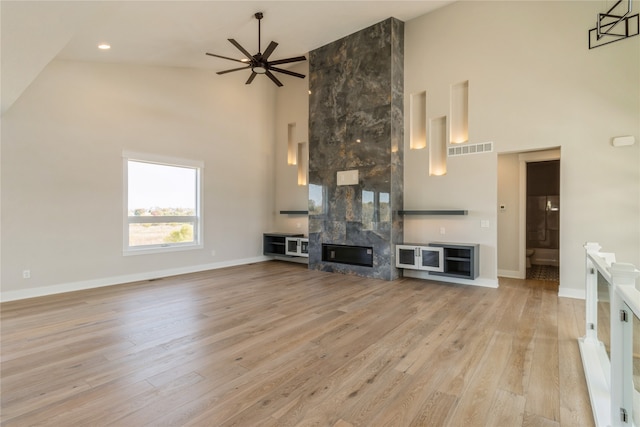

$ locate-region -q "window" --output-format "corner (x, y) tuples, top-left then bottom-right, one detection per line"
(123, 151), (203, 255)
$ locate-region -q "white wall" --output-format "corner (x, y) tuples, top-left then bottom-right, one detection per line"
(404, 1), (639, 297)
(1, 59), (277, 301)
(497, 153), (520, 276)
(273, 61), (310, 234)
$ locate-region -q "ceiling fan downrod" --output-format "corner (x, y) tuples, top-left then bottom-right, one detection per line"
(255, 12), (263, 55)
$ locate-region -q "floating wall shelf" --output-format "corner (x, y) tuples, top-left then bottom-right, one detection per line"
(398, 210), (468, 216)
(279, 210), (309, 215)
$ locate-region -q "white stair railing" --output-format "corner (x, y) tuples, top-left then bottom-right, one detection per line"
(580, 242), (640, 427)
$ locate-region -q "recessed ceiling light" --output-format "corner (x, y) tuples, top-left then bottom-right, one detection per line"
(98, 44), (111, 50)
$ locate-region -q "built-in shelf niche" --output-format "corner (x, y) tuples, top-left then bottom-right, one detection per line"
(287, 123), (297, 165)
(429, 116), (447, 176)
(450, 80), (469, 144)
(297, 142), (308, 186)
(409, 91), (427, 150)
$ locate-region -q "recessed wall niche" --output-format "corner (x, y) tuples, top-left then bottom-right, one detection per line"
(450, 80), (469, 144)
(429, 116), (447, 176)
(287, 123), (297, 165)
(410, 91), (427, 149)
(297, 142), (308, 186)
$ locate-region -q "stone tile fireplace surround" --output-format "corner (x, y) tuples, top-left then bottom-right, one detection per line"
(308, 18), (404, 280)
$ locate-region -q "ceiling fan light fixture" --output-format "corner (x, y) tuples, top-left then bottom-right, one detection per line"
(205, 12), (307, 87)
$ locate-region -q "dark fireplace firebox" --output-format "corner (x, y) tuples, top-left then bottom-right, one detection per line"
(322, 244), (374, 267)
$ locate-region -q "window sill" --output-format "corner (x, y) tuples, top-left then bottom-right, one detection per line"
(123, 243), (203, 256)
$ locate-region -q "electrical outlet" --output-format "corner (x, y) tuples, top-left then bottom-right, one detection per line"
(211, 250), (216, 257)
(23, 270), (31, 279)
(440, 227), (446, 235)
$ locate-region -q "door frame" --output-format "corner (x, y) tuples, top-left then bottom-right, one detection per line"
(518, 149), (561, 278)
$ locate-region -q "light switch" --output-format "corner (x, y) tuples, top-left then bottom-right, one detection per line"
(481, 220), (490, 228)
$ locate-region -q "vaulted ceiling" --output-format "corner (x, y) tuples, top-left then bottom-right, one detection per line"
(1, 1), (454, 114)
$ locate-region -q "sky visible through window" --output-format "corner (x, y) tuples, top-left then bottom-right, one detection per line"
(128, 161), (196, 211)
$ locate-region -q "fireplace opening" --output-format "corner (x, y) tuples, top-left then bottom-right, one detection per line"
(322, 244), (374, 267)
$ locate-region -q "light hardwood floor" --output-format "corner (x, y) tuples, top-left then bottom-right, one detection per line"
(1, 261), (594, 426)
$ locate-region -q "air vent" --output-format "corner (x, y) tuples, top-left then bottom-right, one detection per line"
(448, 141), (493, 157)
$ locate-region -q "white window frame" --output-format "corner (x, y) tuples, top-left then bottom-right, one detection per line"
(123, 151), (203, 256)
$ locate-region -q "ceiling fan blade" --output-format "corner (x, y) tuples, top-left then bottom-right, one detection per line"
(228, 39), (254, 62)
(262, 41), (278, 60)
(269, 66), (306, 79)
(268, 56), (307, 66)
(217, 66), (251, 75)
(246, 72), (257, 85)
(265, 70), (283, 87)
(205, 52), (247, 63)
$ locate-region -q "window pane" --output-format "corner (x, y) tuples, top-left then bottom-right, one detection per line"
(380, 192), (390, 222)
(128, 161), (196, 217)
(124, 154), (202, 253)
(129, 223), (194, 246)
(362, 190), (374, 230)
(309, 184), (324, 215)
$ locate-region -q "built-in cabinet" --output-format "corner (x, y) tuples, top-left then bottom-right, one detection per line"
(396, 244), (444, 272)
(263, 233), (308, 261)
(263, 233), (303, 257)
(396, 242), (479, 280)
(286, 237), (309, 257)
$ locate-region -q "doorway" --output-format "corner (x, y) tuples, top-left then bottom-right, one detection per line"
(525, 160), (560, 281)
(496, 148), (561, 282)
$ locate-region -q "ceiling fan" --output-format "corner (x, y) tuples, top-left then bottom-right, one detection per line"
(206, 12), (307, 87)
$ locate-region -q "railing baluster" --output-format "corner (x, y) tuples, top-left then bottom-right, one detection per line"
(580, 242), (640, 427)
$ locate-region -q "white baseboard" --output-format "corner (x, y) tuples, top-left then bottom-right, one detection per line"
(498, 269), (524, 279)
(0, 256), (269, 303)
(558, 286), (585, 300)
(4, 258), (581, 303)
(402, 270), (499, 288)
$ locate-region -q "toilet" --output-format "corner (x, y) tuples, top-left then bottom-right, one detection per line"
(526, 249), (535, 268)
